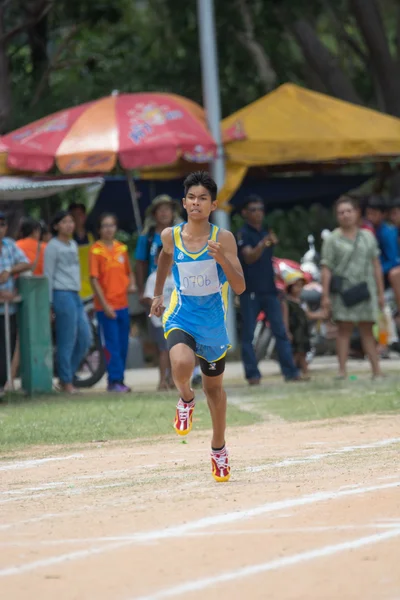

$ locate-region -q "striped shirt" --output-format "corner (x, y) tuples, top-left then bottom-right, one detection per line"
(0, 237), (29, 314)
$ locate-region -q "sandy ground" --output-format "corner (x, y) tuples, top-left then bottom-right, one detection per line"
(1, 410), (400, 599)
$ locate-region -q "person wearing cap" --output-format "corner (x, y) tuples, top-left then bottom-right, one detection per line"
(284, 271), (312, 380)
(236, 195), (299, 384)
(44, 210), (92, 394)
(0, 212), (30, 395)
(135, 195), (182, 302)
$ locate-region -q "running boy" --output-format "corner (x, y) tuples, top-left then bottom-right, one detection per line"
(150, 171), (245, 482)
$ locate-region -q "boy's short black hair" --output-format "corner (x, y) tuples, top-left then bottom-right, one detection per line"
(366, 195), (388, 212)
(19, 217), (41, 239)
(183, 171), (217, 202)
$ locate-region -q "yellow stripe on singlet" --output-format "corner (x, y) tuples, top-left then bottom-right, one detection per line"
(173, 224), (218, 260)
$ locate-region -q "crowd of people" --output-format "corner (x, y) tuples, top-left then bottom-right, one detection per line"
(1, 186), (400, 397)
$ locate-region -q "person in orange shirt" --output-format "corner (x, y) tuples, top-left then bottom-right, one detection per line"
(16, 217), (46, 275)
(90, 213), (136, 393)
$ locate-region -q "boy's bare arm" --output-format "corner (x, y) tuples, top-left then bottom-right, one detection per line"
(150, 228), (173, 317)
(207, 229), (246, 295)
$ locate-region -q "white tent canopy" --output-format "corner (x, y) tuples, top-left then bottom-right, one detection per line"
(0, 175), (104, 201)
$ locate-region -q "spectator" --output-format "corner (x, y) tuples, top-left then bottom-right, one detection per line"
(0, 211), (30, 395)
(237, 195), (299, 384)
(135, 195), (182, 302)
(68, 202), (95, 300)
(321, 197), (384, 379)
(283, 271), (311, 380)
(143, 247), (175, 390)
(389, 197), (400, 245)
(16, 217), (46, 276)
(44, 210), (91, 394)
(39, 220), (52, 243)
(90, 213), (136, 393)
(365, 195), (400, 310)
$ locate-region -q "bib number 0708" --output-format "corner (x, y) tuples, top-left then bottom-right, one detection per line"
(182, 274), (211, 289)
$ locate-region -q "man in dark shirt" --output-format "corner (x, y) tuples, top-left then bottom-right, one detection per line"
(237, 196), (299, 384)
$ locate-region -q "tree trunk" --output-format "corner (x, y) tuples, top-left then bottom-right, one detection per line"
(291, 18), (362, 105)
(350, 0), (400, 116)
(27, 8), (48, 90)
(0, 8), (11, 133)
(235, 0), (276, 92)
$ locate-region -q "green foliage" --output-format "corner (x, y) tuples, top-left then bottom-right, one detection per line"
(4, 0), (399, 134)
(231, 203), (336, 261)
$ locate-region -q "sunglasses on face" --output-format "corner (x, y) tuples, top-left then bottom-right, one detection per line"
(247, 206), (264, 213)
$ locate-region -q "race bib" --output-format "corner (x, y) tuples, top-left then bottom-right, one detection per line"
(177, 259), (220, 296)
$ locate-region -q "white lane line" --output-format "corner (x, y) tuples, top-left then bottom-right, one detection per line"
(247, 437), (400, 473)
(0, 482), (130, 505)
(3, 522), (400, 547)
(0, 481), (202, 530)
(132, 528), (400, 600)
(0, 454), (83, 472)
(0, 460), (186, 497)
(0, 479), (398, 577)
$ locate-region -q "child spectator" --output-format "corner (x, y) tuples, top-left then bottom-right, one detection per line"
(283, 271), (311, 380)
(16, 217), (46, 276)
(89, 213), (136, 393)
(143, 248), (175, 390)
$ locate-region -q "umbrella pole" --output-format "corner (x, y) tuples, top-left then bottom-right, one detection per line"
(126, 170), (143, 231)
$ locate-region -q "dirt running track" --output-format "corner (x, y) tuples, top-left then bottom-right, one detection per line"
(1, 413), (400, 599)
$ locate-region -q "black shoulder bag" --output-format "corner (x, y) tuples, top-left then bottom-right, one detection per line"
(330, 232), (370, 307)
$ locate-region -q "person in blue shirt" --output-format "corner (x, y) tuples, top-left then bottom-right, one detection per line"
(236, 196), (299, 384)
(389, 197), (400, 247)
(365, 196), (400, 300)
(135, 195), (182, 303)
(0, 212), (30, 395)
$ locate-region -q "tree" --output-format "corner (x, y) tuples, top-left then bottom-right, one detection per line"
(2, 0), (400, 135)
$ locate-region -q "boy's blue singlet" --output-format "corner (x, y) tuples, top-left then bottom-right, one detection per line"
(163, 223), (230, 347)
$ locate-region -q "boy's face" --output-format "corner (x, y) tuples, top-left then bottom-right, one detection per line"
(390, 207), (400, 227)
(183, 184), (216, 219)
(365, 207), (385, 227)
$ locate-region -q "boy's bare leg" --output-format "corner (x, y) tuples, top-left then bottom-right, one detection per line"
(202, 372), (226, 448)
(203, 369), (230, 482)
(169, 344), (195, 401)
(170, 344), (196, 436)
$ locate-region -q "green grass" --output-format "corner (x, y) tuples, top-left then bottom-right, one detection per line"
(0, 392), (257, 454)
(1, 375), (400, 454)
(233, 375), (400, 422)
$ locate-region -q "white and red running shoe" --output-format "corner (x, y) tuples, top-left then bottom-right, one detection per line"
(211, 446), (231, 482)
(174, 398), (195, 436)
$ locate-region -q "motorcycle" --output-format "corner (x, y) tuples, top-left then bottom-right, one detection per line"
(53, 297), (106, 388)
(253, 233), (335, 363)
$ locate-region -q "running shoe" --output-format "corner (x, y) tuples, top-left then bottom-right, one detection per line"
(174, 398), (195, 436)
(211, 446), (231, 482)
